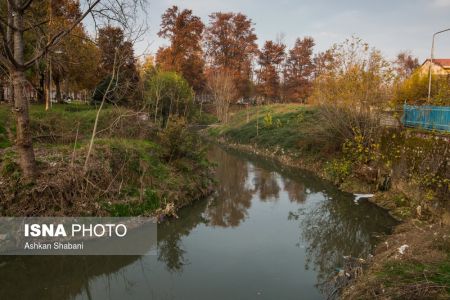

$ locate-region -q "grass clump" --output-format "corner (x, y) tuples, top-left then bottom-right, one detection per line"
(105, 189), (161, 216)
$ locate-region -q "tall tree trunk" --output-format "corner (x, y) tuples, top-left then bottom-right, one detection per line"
(54, 76), (62, 103)
(37, 71), (45, 104)
(8, 80), (14, 104)
(13, 2), (36, 179)
(6, 2), (13, 105)
(0, 83), (4, 102)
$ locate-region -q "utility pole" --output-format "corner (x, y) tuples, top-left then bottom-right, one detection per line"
(427, 28), (450, 102)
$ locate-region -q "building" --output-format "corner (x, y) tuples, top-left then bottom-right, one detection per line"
(419, 58), (450, 76)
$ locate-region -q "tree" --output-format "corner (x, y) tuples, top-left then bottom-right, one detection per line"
(145, 71), (194, 127)
(205, 12), (258, 98)
(313, 49), (334, 79)
(310, 37), (394, 146)
(156, 6), (205, 93)
(96, 25), (139, 105)
(206, 69), (236, 123)
(310, 37), (393, 110)
(283, 37), (315, 102)
(0, 0), (146, 180)
(256, 40), (286, 102)
(394, 51), (419, 80)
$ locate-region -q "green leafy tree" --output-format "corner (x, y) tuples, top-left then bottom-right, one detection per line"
(145, 71), (194, 127)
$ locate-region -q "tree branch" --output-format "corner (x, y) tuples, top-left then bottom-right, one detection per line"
(24, 19), (49, 32)
(23, 0), (101, 69)
(0, 54), (14, 70)
(0, 22), (19, 69)
(20, 0), (34, 12)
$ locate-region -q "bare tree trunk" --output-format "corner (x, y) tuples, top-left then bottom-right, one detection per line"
(7, 79), (14, 104)
(84, 52), (118, 172)
(45, 58), (51, 110)
(36, 71), (45, 104)
(0, 83), (4, 102)
(54, 76), (62, 103)
(6, 2), (13, 105)
(12, 4), (36, 179)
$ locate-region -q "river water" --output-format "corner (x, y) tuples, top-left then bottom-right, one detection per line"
(0, 145), (397, 300)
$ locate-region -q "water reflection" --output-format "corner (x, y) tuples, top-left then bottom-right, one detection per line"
(290, 194), (397, 289)
(283, 178), (307, 203)
(0, 145), (396, 300)
(157, 197), (209, 272)
(204, 148), (252, 227)
(0, 255), (141, 299)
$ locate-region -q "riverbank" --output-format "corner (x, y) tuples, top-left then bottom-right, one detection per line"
(206, 103), (450, 298)
(0, 103), (214, 218)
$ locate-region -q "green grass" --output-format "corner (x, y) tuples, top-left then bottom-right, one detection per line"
(0, 103), (136, 148)
(104, 188), (161, 216)
(378, 258), (450, 295)
(215, 104), (319, 152)
(0, 105), (12, 148)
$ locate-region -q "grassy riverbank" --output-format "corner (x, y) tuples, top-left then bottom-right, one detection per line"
(208, 103), (450, 298)
(0, 103), (214, 218)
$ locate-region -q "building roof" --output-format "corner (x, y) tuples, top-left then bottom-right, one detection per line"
(423, 58), (450, 68)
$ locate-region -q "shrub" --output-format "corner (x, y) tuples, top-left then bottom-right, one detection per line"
(158, 118), (206, 162)
(324, 158), (353, 183)
(145, 71), (194, 127)
(394, 70), (450, 106)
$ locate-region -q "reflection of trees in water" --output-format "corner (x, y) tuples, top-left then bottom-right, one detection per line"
(204, 147), (253, 227)
(252, 167), (280, 202)
(157, 197), (209, 272)
(282, 178), (306, 203)
(0, 255), (141, 300)
(289, 194), (397, 292)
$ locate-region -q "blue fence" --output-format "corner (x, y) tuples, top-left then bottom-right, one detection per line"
(402, 104), (450, 132)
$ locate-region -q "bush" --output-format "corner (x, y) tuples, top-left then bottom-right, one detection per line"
(394, 71), (450, 106)
(157, 118), (206, 162)
(324, 158), (353, 183)
(312, 105), (381, 155)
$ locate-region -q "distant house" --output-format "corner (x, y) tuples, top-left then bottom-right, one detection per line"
(419, 58), (450, 76)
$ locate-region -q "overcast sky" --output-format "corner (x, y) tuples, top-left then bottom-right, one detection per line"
(130, 0), (450, 62)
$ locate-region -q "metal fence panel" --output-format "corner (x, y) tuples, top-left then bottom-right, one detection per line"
(402, 104), (450, 132)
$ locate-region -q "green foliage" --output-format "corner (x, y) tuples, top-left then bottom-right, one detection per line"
(158, 118), (206, 162)
(0, 150), (20, 180)
(0, 125), (11, 149)
(394, 71), (450, 106)
(0, 105), (12, 149)
(379, 129), (449, 199)
(324, 158), (353, 183)
(105, 189), (161, 216)
(263, 112), (273, 127)
(224, 105), (320, 153)
(342, 127), (380, 164)
(378, 260), (450, 295)
(191, 111), (218, 125)
(91, 76), (119, 104)
(145, 71), (194, 125)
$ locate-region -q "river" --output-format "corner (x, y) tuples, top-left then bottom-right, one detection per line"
(0, 145), (397, 300)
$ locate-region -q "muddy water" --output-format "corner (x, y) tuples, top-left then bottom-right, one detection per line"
(0, 145), (397, 300)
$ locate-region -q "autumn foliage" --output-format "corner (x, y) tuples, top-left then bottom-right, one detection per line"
(205, 12), (258, 99)
(257, 40), (286, 101)
(156, 6), (206, 93)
